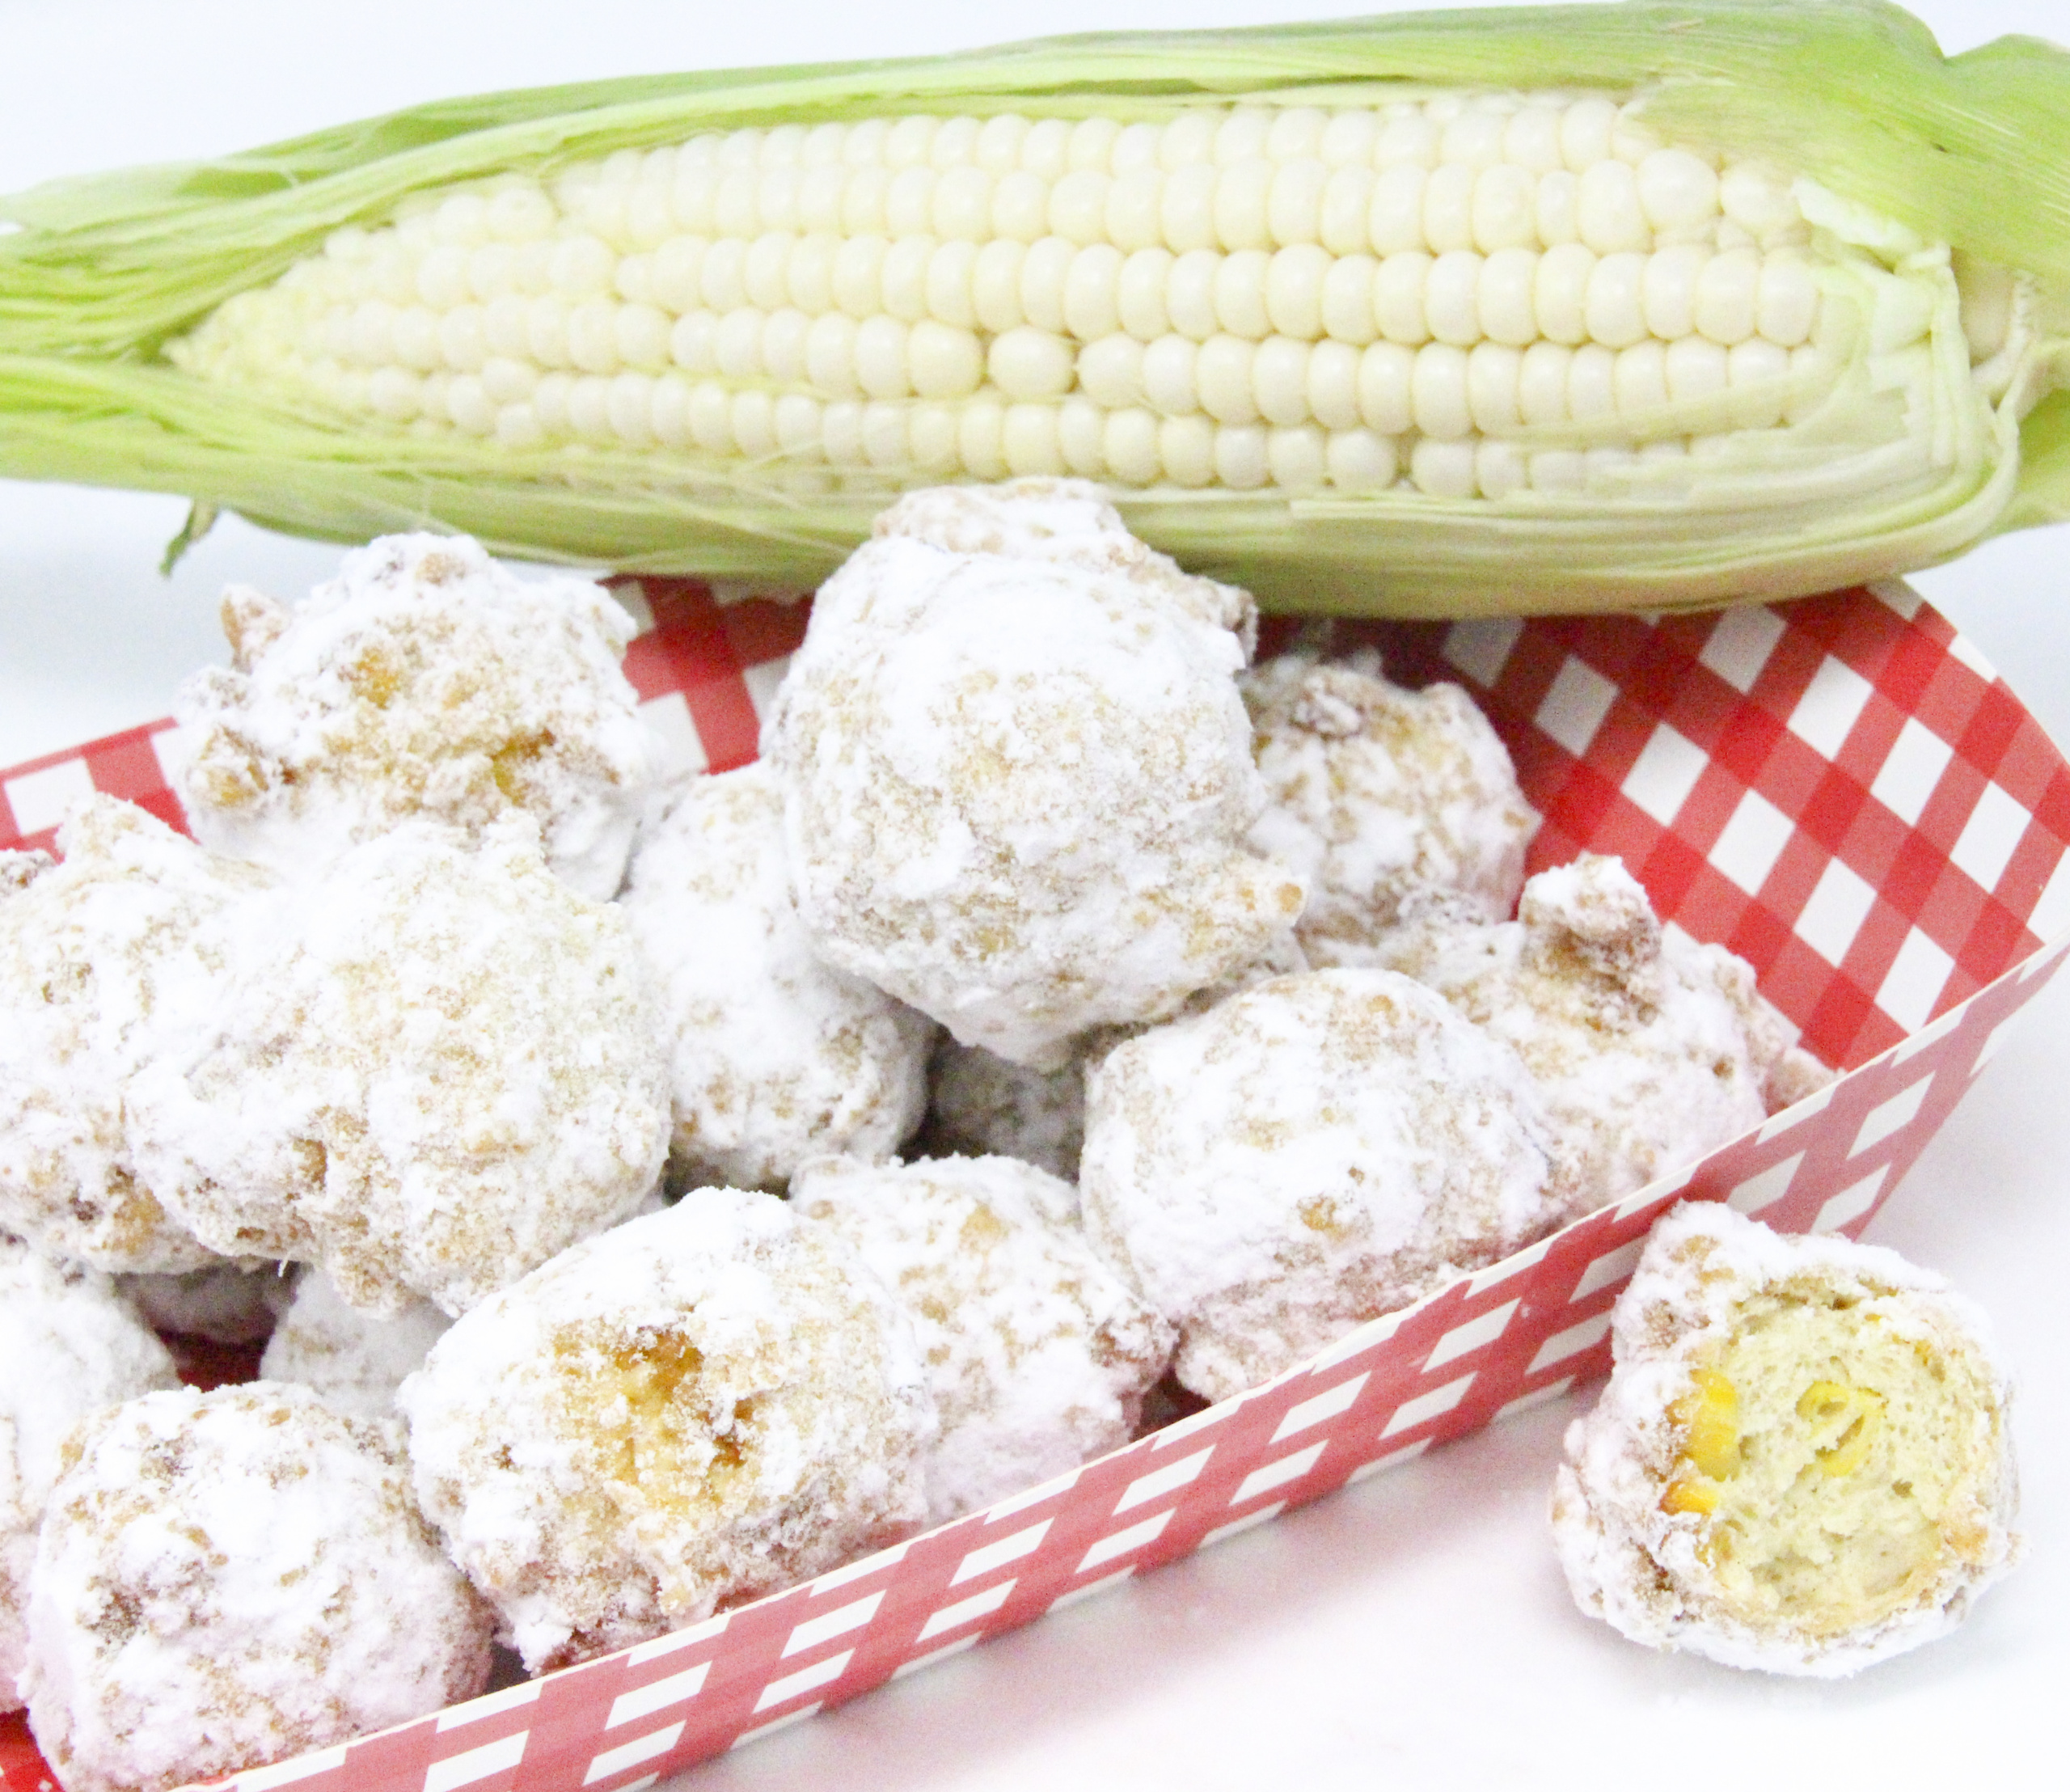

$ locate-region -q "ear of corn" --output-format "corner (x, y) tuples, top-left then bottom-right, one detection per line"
(3, 1), (2069, 615)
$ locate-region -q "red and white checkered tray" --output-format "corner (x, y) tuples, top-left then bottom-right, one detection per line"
(3, 578), (2066, 1792)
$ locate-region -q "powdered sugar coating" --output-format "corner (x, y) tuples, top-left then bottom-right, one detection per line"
(1, 1236), (180, 1711)
(916, 1038), (1087, 1181)
(913, 932), (1309, 1181)
(1705, 945), (1838, 1115)
(0, 855), (45, 900)
(1356, 855), (1829, 1222)
(0, 797), (276, 1271)
(1079, 967), (1557, 1401)
(22, 1382), (492, 1792)
(766, 480), (1306, 1070)
(792, 1155), (1173, 1523)
(1244, 651), (1538, 959)
(178, 533), (657, 898)
(1552, 1202), (2018, 1676)
(620, 762), (934, 1192)
(131, 818), (670, 1317)
(396, 1193), (933, 1672)
(260, 1270), (452, 1419)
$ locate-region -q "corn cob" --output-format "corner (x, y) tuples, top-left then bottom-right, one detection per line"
(2, 2), (2069, 614)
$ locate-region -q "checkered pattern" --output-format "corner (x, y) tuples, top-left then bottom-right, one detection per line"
(1262, 582), (2070, 1070)
(1416, 583), (2061, 1059)
(2, 582), (2066, 1792)
(610, 578), (810, 780)
(0, 721), (188, 856)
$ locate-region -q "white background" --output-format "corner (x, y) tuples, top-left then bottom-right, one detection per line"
(2, 4), (2064, 1788)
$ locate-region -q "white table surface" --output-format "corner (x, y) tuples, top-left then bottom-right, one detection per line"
(2, 4), (2064, 1787)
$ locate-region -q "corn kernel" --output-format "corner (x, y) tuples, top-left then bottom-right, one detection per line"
(1660, 1476), (1721, 1516)
(1796, 1379), (1887, 1478)
(1672, 1367), (1742, 1481)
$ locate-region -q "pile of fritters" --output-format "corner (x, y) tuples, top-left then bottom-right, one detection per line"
(1, 480), (1838, 1786)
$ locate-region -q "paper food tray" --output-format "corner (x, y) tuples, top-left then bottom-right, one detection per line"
(3, 578), (2066, 1792)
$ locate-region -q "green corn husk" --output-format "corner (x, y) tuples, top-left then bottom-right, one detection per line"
(3, 1), (2070, 614)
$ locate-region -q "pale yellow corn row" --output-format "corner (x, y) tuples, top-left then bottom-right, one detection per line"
(173, 93), (1968, 504)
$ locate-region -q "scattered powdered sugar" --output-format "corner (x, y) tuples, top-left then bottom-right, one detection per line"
(1244, 650), (1539, 959)
(21, 1381), (492, 1792)
(130, 817), (670, 1317)
(395, 1193), (934, 1673)
(1079, 967), (1557, 1402)
(792, 1155), (1173, 1524)
(177, 533), (659, 899)
(0, 797), (278, 1272)
(766, 480), (1306, 1069)
(2, 1236), (180, 1712)
(1355, 855), (1829, 1222)
(260, 1270), (452, 1418)
(619, 762), (935, 1193)
(1552, 1202), (2018, 1676)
